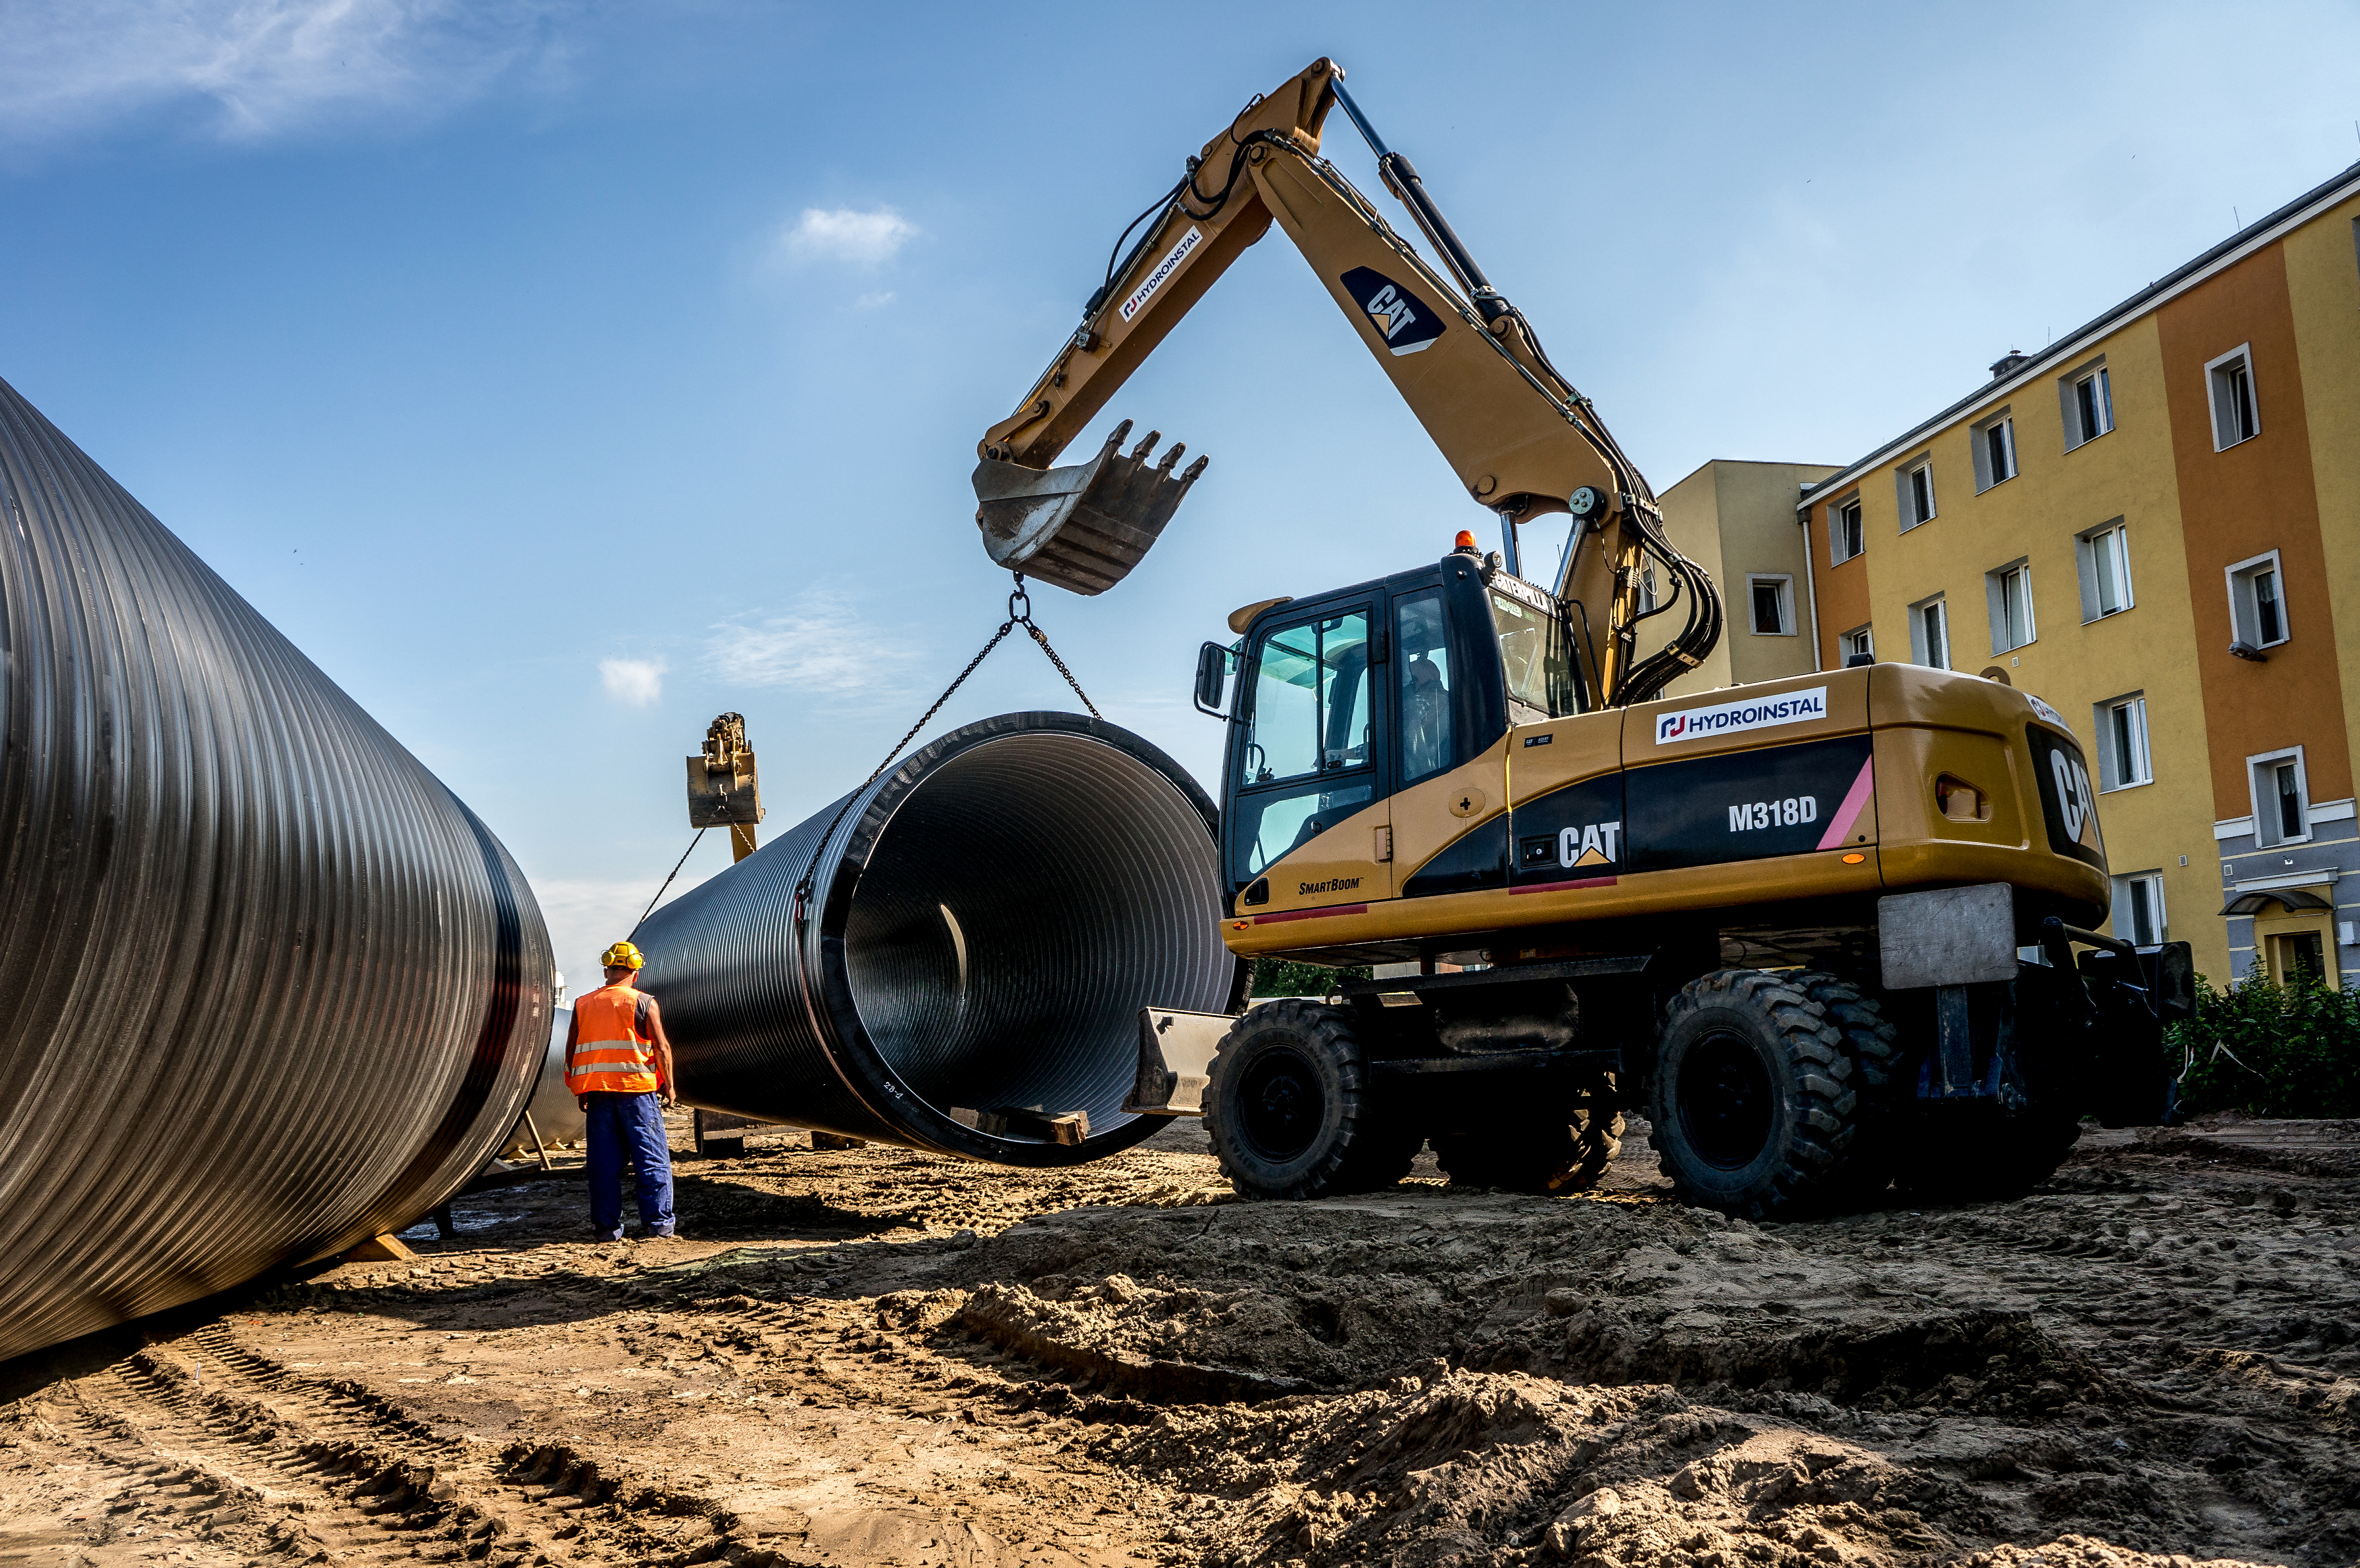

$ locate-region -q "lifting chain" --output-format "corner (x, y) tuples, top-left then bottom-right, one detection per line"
(787, 573), (1099, 928)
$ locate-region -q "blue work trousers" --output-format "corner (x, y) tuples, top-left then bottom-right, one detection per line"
(585, 1091), (675, 1239)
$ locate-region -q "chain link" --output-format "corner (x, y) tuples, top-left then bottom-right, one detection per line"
(788, 572), (1099, 926)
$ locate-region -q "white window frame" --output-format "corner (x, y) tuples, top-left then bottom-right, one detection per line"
(2060, 357), (2114, 450)
(2205, 343), (2261, 450)
(2225, 548), (2289, 649)
(1984, 557), (2036, 653)
(2076, 520), (2134, 622)
(2094, 693), (2151, 791)
(2248, 745), (2311, 846)
(1908, 593), (1951, 670)
(1747, 574), (1795, 636)
(1971, 411), (2018, 492)
(1893, 457), (1936, 532)
(1830, 496), (1864, 564)
(1637, 562), (1660, 613)
(1839, 625), (1874, 665)
(2111, 870), (2167, 947)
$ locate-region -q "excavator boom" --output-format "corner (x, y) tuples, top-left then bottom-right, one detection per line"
(972, 58), (1720, 707)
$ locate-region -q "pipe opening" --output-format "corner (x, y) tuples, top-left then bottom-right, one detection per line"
(843, 733), (1230, 1143)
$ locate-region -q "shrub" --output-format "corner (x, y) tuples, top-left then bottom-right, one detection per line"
(1249, 958), (1372, 999)
(2170, 973), (2360, 1118)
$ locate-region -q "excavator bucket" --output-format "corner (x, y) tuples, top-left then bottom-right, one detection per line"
(972, 420), (1208, 596)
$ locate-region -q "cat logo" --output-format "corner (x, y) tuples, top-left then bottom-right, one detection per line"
(1338, 266), (1446, 356)
(2050, 751), (2097, 846)
(1558, 820), (1623, 869)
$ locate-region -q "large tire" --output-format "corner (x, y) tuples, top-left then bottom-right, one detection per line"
(1206, 1001), (1408, 1200)
(1786, 970), (1901, 1199)
(1649, 969), (1861, 1219)
(1434, 1104), (1623, 1194)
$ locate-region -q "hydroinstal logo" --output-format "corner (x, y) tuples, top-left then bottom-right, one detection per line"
(1654, 686), (1828, 745)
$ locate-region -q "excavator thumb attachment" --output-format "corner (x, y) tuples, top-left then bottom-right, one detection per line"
(972, 420), (1208, 596)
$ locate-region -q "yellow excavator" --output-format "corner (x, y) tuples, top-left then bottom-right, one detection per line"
(975, 59), (2188, 1217)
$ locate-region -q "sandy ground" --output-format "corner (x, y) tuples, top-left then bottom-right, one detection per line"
(2, 1111), (2355, 1568)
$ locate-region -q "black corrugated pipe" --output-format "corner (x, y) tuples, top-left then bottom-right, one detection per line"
(0, 374), (553, 1364)
(636, 711), (1244, 1163)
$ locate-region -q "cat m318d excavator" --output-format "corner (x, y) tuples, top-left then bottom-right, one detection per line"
(973, 59), (2189, 1217)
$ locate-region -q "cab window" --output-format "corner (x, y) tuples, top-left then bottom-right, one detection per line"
(1395, 590), (1455, 785)
(1240, 609), (1372, 786)
(1489, 590), (1582, 722)
(1231, 607), (1376, 888)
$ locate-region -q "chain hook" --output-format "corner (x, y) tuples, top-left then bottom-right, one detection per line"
(1007, 573), (1033, 626)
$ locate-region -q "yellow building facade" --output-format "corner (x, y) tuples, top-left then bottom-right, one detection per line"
(1784, 160), (2360, 986)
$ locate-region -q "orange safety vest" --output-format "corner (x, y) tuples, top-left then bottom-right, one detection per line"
(566, 983), (663, 1095)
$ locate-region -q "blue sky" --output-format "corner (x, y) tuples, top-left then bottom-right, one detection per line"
(6, 0), (2357, 982)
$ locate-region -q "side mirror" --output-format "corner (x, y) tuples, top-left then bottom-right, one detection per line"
(1193, 641), (1231, 718)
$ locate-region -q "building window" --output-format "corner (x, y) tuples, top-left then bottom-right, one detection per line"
(2206, 344), (2260, 450)
(1985, 559), (2036, 652)
(2077, 521), (2134, 622)
(1840, 625), (1874, 666)
(2112, 871), (2166, 946)
(2095, 694), (2151, 790)
(2248, 746), (2310, 846)
(1748, 575), (1794, 635)
(1893, 459), (1936, 532)
(2226, 550), (2289, 650)
(2268, 930), (2328, 986)
(1831, 498), (1864, 563)
(2061, 360), (2114, 449)
(1637, 562), (1659, 612)
(1909, 595), (1950, 670)
(1972, 412), (2018, 491)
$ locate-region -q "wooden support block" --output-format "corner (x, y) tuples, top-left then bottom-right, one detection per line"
(810, 1131), (866, 1151)
(342, 1233), (416, 1263)
(975, 1107), (1090, 1146)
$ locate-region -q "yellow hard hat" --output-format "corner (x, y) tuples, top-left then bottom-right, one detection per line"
(601, 941), (645, 970)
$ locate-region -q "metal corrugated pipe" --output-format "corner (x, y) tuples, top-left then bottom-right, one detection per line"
(0, 374), (553, 1364)
(636, 711), (1243, 1164)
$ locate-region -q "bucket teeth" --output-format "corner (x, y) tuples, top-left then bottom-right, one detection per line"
(972, 421), (1209, 596)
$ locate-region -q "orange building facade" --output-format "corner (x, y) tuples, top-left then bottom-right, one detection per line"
(1778, 160), (2360, 987)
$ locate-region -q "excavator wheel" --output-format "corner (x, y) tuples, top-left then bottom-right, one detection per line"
(1649, 969), (1862, 1220)
(1206, 1001), (1413, 1200)
(1434, 1105), (1623, 1194)
(1784, 970), (1902, 1201)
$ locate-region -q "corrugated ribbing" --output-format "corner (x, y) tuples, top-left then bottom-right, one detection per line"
(0, 375), (552, 1362)
(636, 712), (1241, 1165)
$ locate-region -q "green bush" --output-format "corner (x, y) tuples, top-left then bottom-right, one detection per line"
(2170, 973), (2360, 1118)
(1249, 958), (1372, 999)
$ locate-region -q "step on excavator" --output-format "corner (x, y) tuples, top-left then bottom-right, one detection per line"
(973, 59), (2190, 1216)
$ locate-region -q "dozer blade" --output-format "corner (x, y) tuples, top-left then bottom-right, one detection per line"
(972, 420), (1208, 596)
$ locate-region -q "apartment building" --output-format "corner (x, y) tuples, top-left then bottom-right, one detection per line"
(1780, 159), (2360, 987)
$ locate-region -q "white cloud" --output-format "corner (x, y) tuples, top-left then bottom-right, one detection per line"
(0, 0), (568, 146)
(853, 291), (897, 310)
(776, 207), (917, 267)
(599, 656), (664, 707)
(532, 872), (716, 999)
(703, 590), (913, 696)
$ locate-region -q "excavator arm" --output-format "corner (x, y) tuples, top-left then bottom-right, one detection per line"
(972, 57), (1721, 707)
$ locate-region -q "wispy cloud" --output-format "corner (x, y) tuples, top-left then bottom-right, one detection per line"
(703, 590), (915, 696)
(776, 207), (917, 267)
(599, 656), (664, 706)
(0, 0), (569, 147)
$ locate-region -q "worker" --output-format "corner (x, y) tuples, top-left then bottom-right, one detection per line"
(565, 941), (678, 1241)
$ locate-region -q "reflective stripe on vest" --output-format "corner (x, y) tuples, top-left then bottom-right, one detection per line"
(566, 983), (661, 1095)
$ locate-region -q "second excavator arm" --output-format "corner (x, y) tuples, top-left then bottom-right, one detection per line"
(971, 57), (1720, 708)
